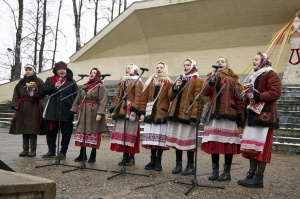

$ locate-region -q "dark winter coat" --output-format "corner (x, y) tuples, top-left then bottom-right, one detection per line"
(9, 74), (45, 135)
(42, 68), (78, 122)
(243, 69), (282, 128)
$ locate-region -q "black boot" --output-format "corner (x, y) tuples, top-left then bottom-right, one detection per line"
(237, 170), (255, 185)
(88, 148), (96, 163)
(125, 154), (135, 166)
(182, 152), (195, 176)
(145, 156), (156, 170)
(74, 147), (87, 162)
(182, 163), (195, 175)
(27, 145), (36, 157)
(155, 156), (162, 171)
(218, 164), (231, 181)
(172, 162), (182, 174)
(208, 163), (219, 180)
(118, 153), (129, 166)
(19, 145), (29, 157)
(243, 172), (264, 188)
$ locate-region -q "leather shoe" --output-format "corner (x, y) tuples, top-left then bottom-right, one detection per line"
(57, 153), (66, 159)
(42, 151), (55, 158)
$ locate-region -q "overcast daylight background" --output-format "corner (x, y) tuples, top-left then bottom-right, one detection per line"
(0, 0), (143, 84)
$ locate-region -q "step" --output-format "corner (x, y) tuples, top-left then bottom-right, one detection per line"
(281, 89), (300, 97)
(272, 142), (300, 155)
(277, 110), (300, 117)
(277, 104), (300, 111)
(0, 113), (14, 118)
(273, 136), (300, 145)
(280, 123), (300, 129)
(275, 128), (300, 138)
(279, 116), (300, 124)
(278, 96), (300, 102)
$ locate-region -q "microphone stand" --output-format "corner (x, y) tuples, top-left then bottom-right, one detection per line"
(62, 77), (108, 173)
(174, 68), (225, 195)
(36, 77), (84, 169)
(107, 69), (150, 180)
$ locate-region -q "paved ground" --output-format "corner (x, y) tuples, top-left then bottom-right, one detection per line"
(0, 127), (300, 199)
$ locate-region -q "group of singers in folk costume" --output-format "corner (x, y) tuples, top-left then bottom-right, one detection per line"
(9, 51), (282, 188)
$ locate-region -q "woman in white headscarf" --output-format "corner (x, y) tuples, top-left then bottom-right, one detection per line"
(238, 52), (281, 188)
(139, 61), (173, 171)
(166, 58), (205, 175)
(110, 64), (143, 166)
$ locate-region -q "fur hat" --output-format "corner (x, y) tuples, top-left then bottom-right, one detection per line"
(24, 64), (36, 72)
(54, 61), (67, 70)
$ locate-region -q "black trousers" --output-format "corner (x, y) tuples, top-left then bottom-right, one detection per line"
(22, 134), (37, 146)
(45, 120), (73, 154)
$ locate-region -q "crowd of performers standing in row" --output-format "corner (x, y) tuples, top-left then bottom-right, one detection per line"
(9, 52), (282, 189)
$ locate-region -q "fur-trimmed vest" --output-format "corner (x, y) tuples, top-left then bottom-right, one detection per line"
(110, 79), (143, 119)
(167, 76), (205, 124)
(139, 79), (173, 124)
(202, 70), (244, 125)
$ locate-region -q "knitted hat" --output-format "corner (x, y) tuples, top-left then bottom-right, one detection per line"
(24, 64), (36, 73)
(54, 61), (67, 70)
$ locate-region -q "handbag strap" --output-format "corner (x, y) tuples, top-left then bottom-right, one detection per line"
(167, 80), (190, 114)
(152, 84), (163, 103)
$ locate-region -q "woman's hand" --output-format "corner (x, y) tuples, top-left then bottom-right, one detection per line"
(96, 115), (101, 121)
(175, 79), (183, 87)
(29, 90), (34, 97)
(140, 115), (145, 122)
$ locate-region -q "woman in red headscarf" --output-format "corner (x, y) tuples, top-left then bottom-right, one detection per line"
(71, 68), (108, 163)
(201, 56), (244, 182)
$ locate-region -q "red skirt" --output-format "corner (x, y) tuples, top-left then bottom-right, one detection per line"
(110, 129), (140, 154)
(201, 142), (241, 154)
(242, 128), (274, 163)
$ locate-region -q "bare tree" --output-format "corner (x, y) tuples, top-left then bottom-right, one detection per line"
(38, 0), (47, 72)
(118, 0), (122, 15)
(111, 0), (115, 22)
(3, 0), (23, 81)
(33, 0), (40, 66)
(72, 0), (83, 51)
(124, 0), (127, 11)
(52, 0), (63, 68)
(89, 0), (100, 36)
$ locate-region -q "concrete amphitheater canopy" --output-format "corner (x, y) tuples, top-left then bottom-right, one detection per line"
(68, 0), (299, 83)
(0, 0), (299, 102)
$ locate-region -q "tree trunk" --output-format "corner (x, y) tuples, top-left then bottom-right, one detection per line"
(124, 0), (127, 11)
(72, 0), (83, 51)
(33, 0), (40, 66)
(118, 0), (122, 15)
(52, 0), (63, 68)
(11, 0), (23, 81)
(38, 0), (47, 73)
(111, 0), (115, 22)
(94, 0), (99, 36)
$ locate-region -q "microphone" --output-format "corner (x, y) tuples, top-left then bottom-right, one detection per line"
(212, 65), (223, 69)
(179, 74), (183, 80)
(99, 73), (111, 78)
(56, 77), (62, 89)
(140, 67), (149, 71)
(78, 74), (89, 77)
